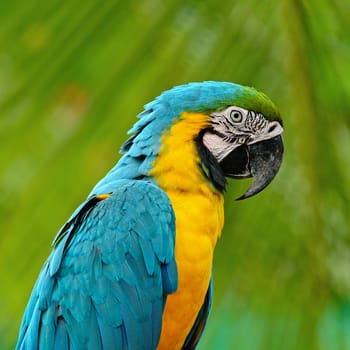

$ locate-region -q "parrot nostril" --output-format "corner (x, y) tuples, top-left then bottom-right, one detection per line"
(267, 122), (283, 136)
(268, 124), (277, 133)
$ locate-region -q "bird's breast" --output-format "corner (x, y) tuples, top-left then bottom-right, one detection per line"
(149, 112), (224, 349)
(157, 190), (223, 350)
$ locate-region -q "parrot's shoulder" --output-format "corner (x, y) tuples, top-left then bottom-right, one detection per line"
(52, 180), (173, 255)
(16, 180), (178, 350)
(50, 179), (177, 279)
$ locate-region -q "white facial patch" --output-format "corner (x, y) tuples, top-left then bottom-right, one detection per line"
(202, 132), (237, 162)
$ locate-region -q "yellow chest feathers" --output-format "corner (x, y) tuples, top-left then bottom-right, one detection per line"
(149, 112), (224, 349)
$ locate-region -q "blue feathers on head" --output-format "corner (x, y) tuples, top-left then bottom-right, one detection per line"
(127, 81), (249, 138)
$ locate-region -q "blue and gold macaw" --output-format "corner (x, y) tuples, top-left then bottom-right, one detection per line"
(16, 81), (284, 349)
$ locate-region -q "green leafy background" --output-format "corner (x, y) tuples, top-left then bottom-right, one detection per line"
(1, 1), (349, 349)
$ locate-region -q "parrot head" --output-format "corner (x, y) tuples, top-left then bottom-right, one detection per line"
(119, 81), (283, 199)
(198, 103), (283, 199)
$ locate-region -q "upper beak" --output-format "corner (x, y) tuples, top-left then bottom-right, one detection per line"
(219, 134), (284, 200)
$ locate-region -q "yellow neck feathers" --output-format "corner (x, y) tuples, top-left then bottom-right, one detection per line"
(150, 112), (218, 194)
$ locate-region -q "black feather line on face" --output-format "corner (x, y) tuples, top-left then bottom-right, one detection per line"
(195, 129), (227, 193)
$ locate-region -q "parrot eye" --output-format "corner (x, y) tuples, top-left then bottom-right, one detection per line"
(230, 110), (243, 123)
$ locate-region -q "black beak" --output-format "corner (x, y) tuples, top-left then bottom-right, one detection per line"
(219, 135), (284, 200)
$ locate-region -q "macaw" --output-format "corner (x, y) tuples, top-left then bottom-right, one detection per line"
(16, 81), (284, 350)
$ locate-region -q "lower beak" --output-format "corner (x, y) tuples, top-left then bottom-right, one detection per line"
(219, 135), (284, 200)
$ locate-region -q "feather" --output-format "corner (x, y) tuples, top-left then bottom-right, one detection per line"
(38, 305), (55, 349)
(96, 311), (124, 349)
(138, 237), (156, 275)
(94, 292), (122, 327)
(49, 232), (71, 277)
(54, 318), (69, 350)
(161, 259), (178, 294)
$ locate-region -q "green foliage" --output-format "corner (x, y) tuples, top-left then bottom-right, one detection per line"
(0, 1), (349, 349)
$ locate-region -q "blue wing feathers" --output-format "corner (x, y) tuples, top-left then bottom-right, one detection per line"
(16, 180), (177, 349)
